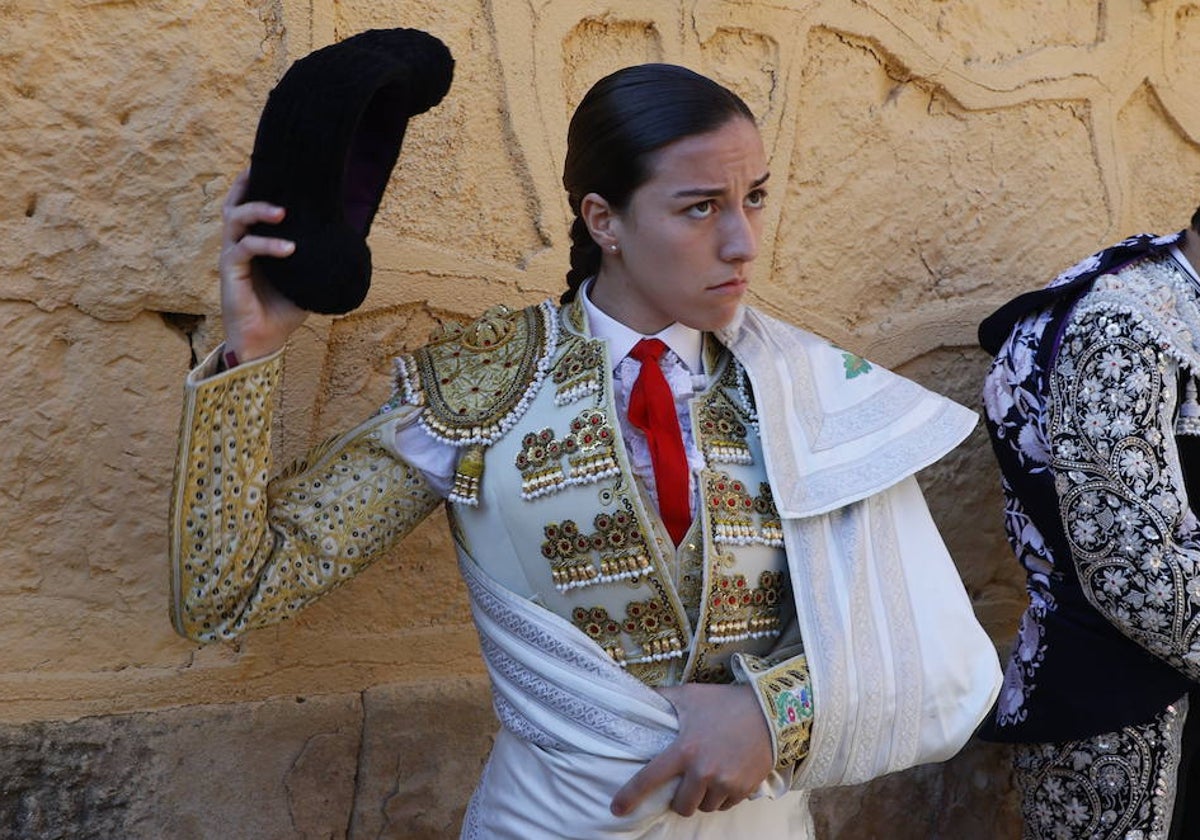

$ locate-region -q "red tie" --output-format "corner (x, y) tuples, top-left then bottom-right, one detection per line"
(627, 339), (691, 545)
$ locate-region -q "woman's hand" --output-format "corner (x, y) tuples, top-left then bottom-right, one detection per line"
(610, 682), (774, 817)
(218, 169), (308, 361)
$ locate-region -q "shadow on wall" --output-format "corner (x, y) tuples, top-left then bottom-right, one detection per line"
(811, 737), (1020, 839)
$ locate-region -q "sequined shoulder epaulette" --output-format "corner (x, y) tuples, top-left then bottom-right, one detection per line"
(395, 300), (559, 447)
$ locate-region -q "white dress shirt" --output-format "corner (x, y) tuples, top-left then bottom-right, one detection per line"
(580, 281), (707, 517)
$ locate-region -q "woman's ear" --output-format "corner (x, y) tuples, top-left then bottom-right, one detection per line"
(580, 192), (620, 252)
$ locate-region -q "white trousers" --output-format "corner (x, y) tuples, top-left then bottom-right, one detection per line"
(461, 727), (813, 839)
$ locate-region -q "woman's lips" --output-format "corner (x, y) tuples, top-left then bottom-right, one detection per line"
(709, 278), (748, 294)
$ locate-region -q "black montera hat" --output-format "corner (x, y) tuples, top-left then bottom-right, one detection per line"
(245, 28), (454, 314)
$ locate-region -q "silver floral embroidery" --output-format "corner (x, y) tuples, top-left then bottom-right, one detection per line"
(984, 306), (1059, 725)
(985, 243), (1199, 734)
(1013, 696), (1186, 840)
(1050, 304), (1200, 678)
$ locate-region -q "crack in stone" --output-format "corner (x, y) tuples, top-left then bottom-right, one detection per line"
(347, 689), (368, 840)
(157, 311), (205, 368)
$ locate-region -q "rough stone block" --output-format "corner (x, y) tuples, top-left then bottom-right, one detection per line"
(350, 677), (497, 839)
(0, 692), (361, 840)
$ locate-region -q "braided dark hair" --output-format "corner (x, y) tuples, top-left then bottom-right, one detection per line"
(560, 64), (755, 303)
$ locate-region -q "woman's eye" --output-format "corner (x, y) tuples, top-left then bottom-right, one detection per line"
(745, 189), (767, 209)
(687, 200), (715, 218)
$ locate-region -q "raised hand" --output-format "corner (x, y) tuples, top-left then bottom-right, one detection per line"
(611, 682), (774, 817)
(218, 169), (308, 361)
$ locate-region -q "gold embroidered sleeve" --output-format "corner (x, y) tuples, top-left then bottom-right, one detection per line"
(732, 652), (814, 770)
(169, 349), (442, 642)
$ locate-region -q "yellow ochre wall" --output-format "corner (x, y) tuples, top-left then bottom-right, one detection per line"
(2, 1), (1199, 837)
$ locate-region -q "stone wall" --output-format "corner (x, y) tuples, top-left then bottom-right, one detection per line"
(1, 0), (1198, 837)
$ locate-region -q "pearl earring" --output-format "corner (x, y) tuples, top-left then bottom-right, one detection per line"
(610, 244), (618, 252)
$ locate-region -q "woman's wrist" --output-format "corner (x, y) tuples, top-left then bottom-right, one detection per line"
(222, 331), (287, 367)
(218, 338), (284, 372)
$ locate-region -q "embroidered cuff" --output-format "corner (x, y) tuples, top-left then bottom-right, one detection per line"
(191, 343), (284, 383)
(172, 347), (283, 640)
(732, 652), (814, 770)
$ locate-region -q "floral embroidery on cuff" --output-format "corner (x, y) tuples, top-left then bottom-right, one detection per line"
(732, 652), (814, 769)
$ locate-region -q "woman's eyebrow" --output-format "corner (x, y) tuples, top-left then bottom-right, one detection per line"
(671, 172), (771, 199)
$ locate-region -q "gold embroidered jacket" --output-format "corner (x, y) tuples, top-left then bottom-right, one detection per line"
(169, 298), (814, 768)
